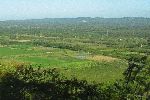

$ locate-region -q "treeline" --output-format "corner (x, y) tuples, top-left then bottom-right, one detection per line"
(1, 55), (149, 100)
(1, 17), (150, 38)
(1, 17), (150, 50)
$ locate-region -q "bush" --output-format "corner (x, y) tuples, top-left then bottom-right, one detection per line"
(0, 65), (105, 100)
(1, 55), (149, 99)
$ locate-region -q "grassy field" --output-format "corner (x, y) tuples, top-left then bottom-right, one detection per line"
(0, 43), (128, 83)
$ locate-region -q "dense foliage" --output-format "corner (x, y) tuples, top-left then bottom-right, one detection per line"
(0, 56), (149, 100)
(0, 17), (150, 48)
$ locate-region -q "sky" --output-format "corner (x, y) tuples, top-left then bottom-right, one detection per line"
(0, 0), (150, 20)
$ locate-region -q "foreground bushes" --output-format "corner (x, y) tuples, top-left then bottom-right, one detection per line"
(0, 56), (150, 100)
(1, 66), (104, 100)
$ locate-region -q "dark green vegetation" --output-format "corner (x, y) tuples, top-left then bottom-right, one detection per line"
(1, 56), (149, 99)
(0, 17), (150, 99)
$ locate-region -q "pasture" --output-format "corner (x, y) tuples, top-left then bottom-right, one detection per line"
(0, 43), (127, 83)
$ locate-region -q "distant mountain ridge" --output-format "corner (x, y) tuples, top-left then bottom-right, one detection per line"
(0, 17), (150, 32)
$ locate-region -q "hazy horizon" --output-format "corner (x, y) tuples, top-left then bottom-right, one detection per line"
(0, 0), (150, 21)
(1, 17), (150, 22)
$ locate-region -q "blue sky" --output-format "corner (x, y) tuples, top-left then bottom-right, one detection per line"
(0, 0), (149, 20)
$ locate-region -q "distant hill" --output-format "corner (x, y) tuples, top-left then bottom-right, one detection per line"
(0, 17), (150, 38)
(0, 17), (150, 28)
